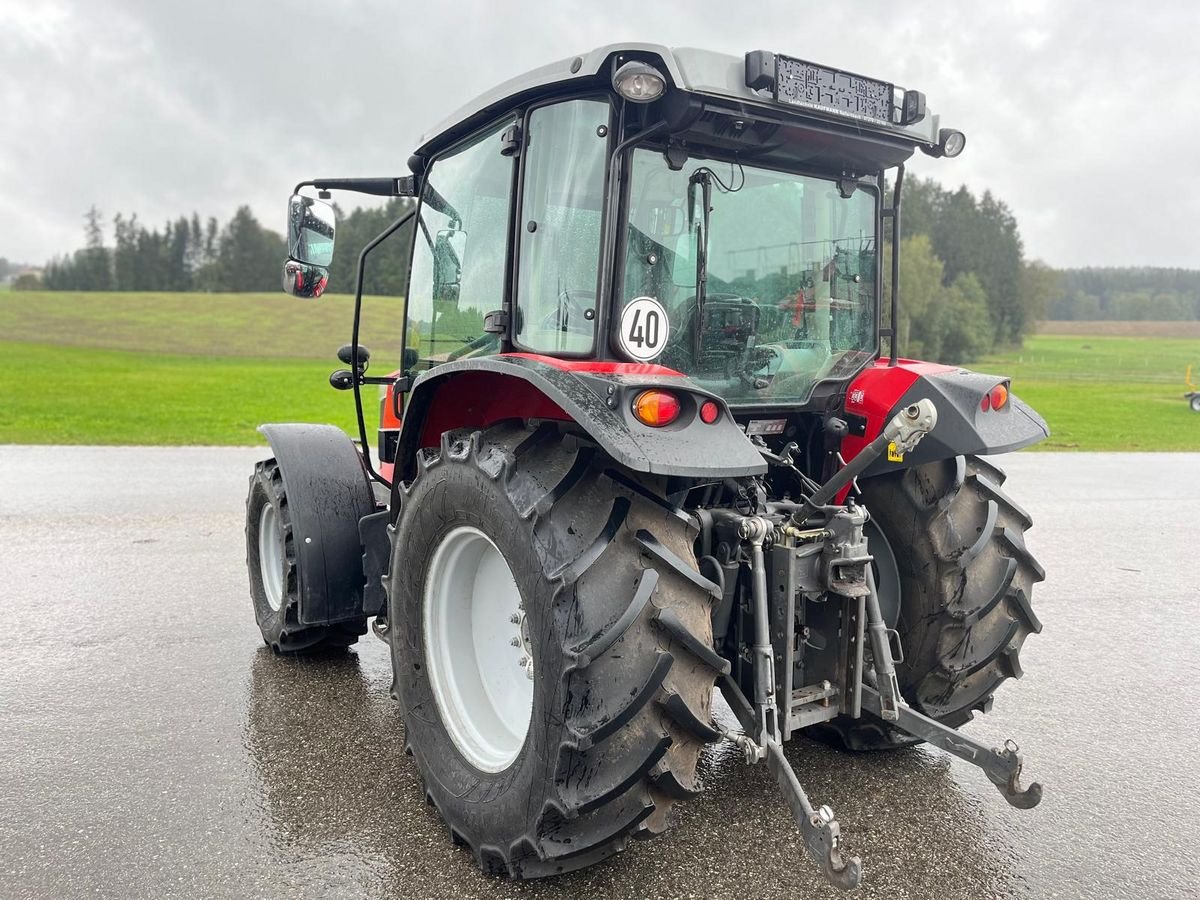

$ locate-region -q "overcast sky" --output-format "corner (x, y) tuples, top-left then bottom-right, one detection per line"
(2, 0), (1197, 268)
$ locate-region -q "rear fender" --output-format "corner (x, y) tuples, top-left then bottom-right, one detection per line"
(257, 424), (383, 624)
(841, 359), (1049, 478)
(393, 353), (767, 484)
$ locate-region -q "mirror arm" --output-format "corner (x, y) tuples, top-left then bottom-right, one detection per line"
(351, 208), (419, 488)
(293, 176), (419, 198)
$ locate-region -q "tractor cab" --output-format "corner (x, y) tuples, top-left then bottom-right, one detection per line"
(286, 45), (965, 419)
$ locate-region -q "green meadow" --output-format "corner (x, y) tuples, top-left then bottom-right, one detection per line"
(972, 335), (1199, 451)
(0, 291), (1197, 449)
(0, 291), (388, 444)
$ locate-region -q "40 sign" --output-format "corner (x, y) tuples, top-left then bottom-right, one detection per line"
(618, 296), (669, 362)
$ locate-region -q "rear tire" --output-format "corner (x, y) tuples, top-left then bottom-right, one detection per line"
(812, 454), (1044, 751)
(387, 424), (725, 878)
(1190, 394), (1200, 413)
(246, 459), (365, 653)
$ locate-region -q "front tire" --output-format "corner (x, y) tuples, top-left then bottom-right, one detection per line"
(245, 460), (365, 653)
(814, 454), (1044, 750)
(388, 425), (726, 878)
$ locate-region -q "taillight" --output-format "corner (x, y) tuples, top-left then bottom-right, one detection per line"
(989, 383), (1009, 410)
(632, 390), (681, 427)
(981, 383), (1010, 412)
(699, 400), (720, 424)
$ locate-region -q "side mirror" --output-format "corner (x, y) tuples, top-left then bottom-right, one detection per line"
(283, 259), (328, 298)
(283, 194), (335, 298)
(432, 228), (466, 304)
(287, 194), (336, 266)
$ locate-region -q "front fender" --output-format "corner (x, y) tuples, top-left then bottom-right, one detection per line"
(842, 360), (1049, 477)
(257, 423), (381, 624)
(394, 354), (767, 482)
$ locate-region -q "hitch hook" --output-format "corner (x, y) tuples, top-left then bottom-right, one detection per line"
(766, 740), (863, 890)
(986, 740), (1043, 809)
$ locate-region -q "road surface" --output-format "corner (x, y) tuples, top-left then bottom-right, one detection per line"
(1, 447), (1197, 899)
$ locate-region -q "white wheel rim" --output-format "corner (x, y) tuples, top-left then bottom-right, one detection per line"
(258, 503), (285, 612)
(423, 526), (533, 773)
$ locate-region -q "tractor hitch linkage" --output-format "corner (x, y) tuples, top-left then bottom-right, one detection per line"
(720, 398), (1041, 891)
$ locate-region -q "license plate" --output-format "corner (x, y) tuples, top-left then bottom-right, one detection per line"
(746, 418), (787, 436)
(774, 55), (893, 124)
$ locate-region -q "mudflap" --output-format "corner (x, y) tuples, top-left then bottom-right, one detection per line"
(359, 509), (389, 621)
(258, 423), (379, 626)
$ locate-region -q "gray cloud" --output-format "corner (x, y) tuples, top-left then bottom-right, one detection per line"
(2, 0), (1197, 267)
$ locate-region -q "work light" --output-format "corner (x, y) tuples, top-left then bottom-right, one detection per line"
(939, 129), (966, 158)
(613, 61), (666, 102)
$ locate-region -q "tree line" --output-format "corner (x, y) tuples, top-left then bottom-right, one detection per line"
(884, 176), (1062, 363)
(1047, 267), (1200, 321)
(30, 200), (415, 296)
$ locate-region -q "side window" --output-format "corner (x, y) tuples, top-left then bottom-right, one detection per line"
(515, 99), (609, 354)
(407, 120), (515, 366)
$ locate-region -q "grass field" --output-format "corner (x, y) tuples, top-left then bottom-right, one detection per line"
(1, 292), (1198, 449)
(0, 291), (390, 444)
(0, 290), (401, 359)
(973, 334), (1198, 450)
(1037, 319), (1200, 338)
(0, 342), (359, 444)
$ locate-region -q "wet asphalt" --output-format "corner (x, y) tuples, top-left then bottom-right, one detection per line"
(1, 446), (1198, 900)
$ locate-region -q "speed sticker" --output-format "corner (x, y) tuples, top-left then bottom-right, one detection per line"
(619, 296), (669, 362)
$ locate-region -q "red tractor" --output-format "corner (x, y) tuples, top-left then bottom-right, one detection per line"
(246, 45), (1047, 888)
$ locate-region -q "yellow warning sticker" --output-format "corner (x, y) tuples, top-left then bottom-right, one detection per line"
(887, 441), (904, 463)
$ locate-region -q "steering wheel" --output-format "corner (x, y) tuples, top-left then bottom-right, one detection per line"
(662, 292), (751, 352)
(740, 343), (783, 388)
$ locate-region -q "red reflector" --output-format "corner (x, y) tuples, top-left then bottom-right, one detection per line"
(980, 393), (991, 412)
(989, 383), (1009, 410)
(632, 390), (681, 427)
(699, 400), (720, 424)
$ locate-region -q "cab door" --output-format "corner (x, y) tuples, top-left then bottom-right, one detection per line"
(512, 98), (612, 358)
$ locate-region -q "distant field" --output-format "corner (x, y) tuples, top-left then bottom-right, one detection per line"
(0, 341), (359, 444)
(0, 291), (392, 444)
(972, 335), (1199, 451)
(1038, 320), (1200, 338)
(0, 290), (402, 360)
(1, 292), (1198, 448)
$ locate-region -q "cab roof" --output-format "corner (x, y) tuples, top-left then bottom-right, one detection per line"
(413, 43), (947, 168)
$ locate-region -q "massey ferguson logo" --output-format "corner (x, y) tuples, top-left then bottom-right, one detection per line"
(849, 389), (865, 406)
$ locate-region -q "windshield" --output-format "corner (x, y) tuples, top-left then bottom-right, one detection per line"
(621, 149), (878, 406)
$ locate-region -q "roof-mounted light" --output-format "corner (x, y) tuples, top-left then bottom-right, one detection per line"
(923, 128), (967, 159)
(613, 61), (666, 103)
(939, 129), (966, 158)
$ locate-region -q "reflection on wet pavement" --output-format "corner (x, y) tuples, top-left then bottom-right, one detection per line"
(243, 646), (1019, 899)
(2, 447), (1198, 899)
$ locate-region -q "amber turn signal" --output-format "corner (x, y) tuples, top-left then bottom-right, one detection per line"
(632, 390), (681, 427)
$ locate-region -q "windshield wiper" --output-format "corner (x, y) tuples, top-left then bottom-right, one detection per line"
(687, 169), (713, 359)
